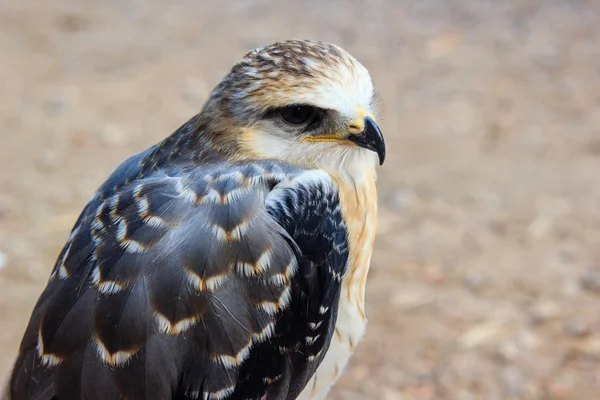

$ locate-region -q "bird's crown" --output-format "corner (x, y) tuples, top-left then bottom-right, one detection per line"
(209, 40), (376, 123)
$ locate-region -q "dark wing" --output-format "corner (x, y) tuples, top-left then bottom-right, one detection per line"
(9, 162), (349, 400)
(231, 170), (349, 400)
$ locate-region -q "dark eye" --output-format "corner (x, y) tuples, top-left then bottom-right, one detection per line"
(279, 105), (317, 125)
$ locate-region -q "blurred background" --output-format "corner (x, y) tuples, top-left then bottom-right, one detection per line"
(1, 0), (600, 398)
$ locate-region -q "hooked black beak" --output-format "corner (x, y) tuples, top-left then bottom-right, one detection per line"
(347, 115), (386, 165)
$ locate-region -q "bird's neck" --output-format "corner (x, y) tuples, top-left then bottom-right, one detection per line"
(333, 170), (378, 320)
(144, 111), (246, 170)
(318, 151), (378, 183)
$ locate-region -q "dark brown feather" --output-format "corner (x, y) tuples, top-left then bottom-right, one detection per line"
(10, 150), (349, 400)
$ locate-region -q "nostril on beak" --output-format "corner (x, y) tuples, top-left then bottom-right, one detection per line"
(348, 122), (363, 135)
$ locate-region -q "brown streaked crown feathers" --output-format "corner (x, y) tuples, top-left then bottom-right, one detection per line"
(206, 40), (366, 117)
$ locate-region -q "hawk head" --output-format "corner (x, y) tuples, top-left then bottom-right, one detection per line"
(198, 40), (385, 176)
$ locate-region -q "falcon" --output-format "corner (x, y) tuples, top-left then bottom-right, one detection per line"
(8, 40), (385, 400)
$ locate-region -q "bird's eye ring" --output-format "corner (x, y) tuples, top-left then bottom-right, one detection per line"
(279, 106), (317, 125)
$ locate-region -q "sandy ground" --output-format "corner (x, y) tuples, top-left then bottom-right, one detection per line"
(1, 0), (600, 398)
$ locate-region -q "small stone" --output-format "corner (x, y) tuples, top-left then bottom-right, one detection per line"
(527, 213), (553, 239)
(581, 268), (600, 294)
(502, 366), (524, 396)
(586, 139), (600, 156)
(496, 340), (520, 362)
(527, 301), (561, 325)
(57, 13), (88, 33)
(0, 251), (7, 270)
(532, 45), (562, 72)
(564, 318), (591, 338)
(524, 383), (543, 399)
(459, 318), (508, 348)
(36, 149), (60, 171)
(548, 372), (575, 399)
(423, 265), (445, 284)
(47, 93), (67, 114)
(548, 384), (572, 400)
(576, 336), (600, 360)
(464, 272), (484, 292)
(561, 279), (581, 297)
(514, 330), (537, 350)
(496, 331), (537, 362)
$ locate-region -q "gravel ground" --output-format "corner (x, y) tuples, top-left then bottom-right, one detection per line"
(1, 0), (600, 398)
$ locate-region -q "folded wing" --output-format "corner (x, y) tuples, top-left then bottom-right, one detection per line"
(10, 161), (349, 400)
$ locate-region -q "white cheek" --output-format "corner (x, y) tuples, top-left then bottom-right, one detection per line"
(249, 130), (299, 160)
(246, 128), (377, 180)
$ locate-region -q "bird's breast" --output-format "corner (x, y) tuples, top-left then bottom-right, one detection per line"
(337, 174), (378, 317)
(298, 173), (378, 400)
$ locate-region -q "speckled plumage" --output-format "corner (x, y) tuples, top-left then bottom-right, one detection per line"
(9, 40), (384, 400)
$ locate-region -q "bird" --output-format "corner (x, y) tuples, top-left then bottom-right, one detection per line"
(8, 39), (385, 400)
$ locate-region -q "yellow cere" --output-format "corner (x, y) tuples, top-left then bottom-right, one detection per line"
(347, 106), (375, 135)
